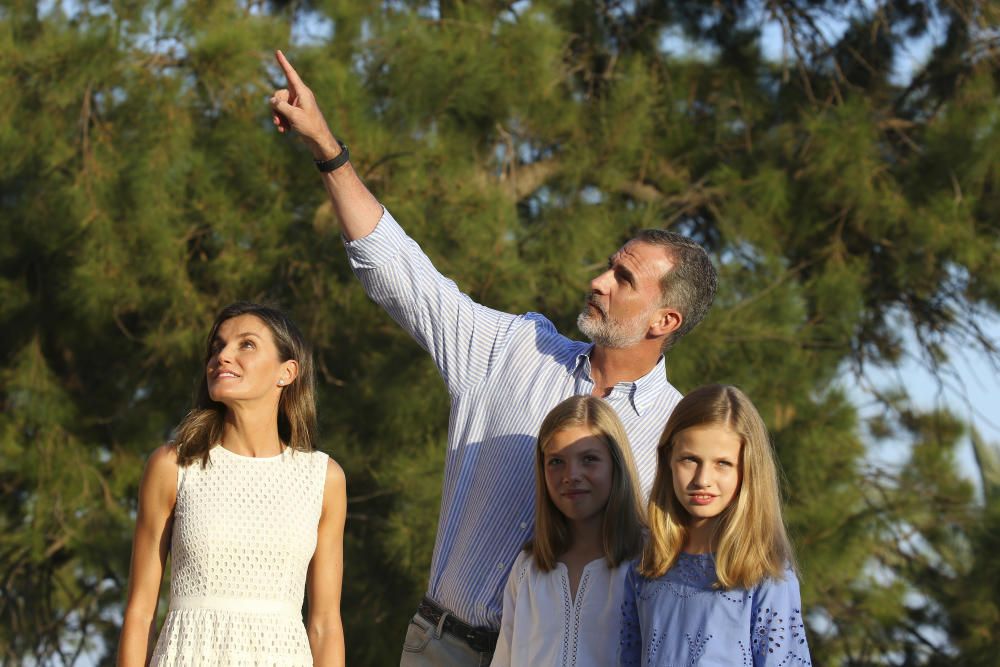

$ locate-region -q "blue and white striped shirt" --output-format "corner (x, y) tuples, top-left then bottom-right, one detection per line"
(344, 209), (682, 630)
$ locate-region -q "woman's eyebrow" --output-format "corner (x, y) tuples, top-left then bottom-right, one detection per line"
(216, 331), (262, 340)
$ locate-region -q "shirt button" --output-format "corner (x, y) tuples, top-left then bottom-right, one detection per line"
(496, 562), (505, 571)
(519, 522), (527, 530)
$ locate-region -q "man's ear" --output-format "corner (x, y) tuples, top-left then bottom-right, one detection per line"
(648, 307), (682, 338)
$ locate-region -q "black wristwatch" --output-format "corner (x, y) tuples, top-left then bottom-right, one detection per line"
(314, 140), (350, 172)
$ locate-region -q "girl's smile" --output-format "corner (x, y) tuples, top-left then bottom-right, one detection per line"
(687, 493), (718, 505)
(544, 426), (614, 526)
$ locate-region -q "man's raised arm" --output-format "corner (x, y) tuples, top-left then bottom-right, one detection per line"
(269, 49), (383, 241)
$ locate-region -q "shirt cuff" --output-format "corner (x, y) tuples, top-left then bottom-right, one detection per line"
(343, 207), (409, 271)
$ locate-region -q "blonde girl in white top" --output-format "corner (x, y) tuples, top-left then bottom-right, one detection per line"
(491, 395), (645, 667)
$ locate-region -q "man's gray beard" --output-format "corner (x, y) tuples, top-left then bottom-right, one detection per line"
(577, 308), (647, 349)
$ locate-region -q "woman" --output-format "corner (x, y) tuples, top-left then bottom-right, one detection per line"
(118, 302), (346, 666)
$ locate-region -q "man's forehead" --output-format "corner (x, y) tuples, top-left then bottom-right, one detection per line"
(612, 240), (671, 267)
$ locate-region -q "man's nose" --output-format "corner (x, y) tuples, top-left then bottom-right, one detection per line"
(590, 269), (613, 294)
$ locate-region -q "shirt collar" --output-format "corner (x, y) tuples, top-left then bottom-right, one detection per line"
(630, 355), (668, 416)
(570, 346), (668, 417)
(570, 344), (593, 375)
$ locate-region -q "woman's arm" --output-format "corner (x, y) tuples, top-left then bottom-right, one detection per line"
(117, 445), (178, 667)
(306, 458), (348, 667)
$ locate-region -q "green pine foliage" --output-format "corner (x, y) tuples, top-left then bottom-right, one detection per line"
(2, 0), (998, 663)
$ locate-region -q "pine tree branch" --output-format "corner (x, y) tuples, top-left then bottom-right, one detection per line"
(971, 429), (1000, 501)
(497, 158), (562, 201)
(901, 618), (951, 657)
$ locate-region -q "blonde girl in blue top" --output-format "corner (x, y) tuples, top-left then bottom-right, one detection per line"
(492, 395), (646, 667)
(619, 384), (812, 666)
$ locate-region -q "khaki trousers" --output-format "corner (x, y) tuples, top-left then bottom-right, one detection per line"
(399, 610), (494, 667)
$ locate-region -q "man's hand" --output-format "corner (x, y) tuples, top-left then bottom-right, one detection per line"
(270, 50), (341, 161)
(270, 48), (382, 240)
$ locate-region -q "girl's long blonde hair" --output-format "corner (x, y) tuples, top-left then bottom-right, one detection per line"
(531, 396), (645, 572)
(640, 384), (794, 589)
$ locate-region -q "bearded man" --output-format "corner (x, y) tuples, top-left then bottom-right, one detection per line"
(269, 50), (718, 667)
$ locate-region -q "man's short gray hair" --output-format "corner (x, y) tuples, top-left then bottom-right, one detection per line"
(632, 229), (717, 351)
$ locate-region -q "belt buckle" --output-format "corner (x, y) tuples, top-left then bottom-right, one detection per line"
(463, 627), (495, 654)
(419, 599), (495, 653)
(463, 629), (484, 653)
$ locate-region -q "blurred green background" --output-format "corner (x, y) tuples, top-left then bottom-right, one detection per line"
(2, 0), (999, 664)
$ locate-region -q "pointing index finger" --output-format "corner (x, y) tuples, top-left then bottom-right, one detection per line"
(275, 49), (305, 90)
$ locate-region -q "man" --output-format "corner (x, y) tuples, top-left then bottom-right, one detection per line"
(270, 50), (717, 667)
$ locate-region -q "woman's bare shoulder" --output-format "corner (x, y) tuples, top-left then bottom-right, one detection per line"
(324, 456), (345, 483)
(140, 444), (180, 499)
(146, 443), (179, 470)
(321, 456), (346, 512)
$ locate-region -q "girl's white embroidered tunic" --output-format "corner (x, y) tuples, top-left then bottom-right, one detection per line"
(491, 549), (628, 667)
